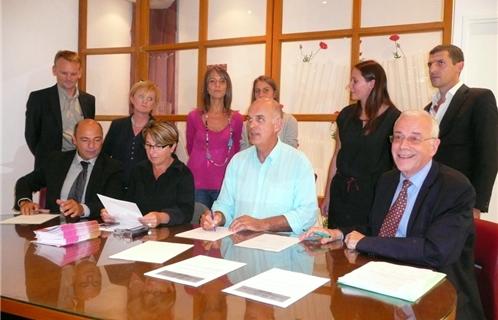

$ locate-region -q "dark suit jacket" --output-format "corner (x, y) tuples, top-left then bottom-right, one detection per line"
(351, 162), (484, 320)
(15, 150), (123, 219)
(25, 84), (96, 169)
(425, 85), (498, 212)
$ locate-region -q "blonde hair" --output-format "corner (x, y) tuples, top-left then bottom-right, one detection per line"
(142, 121), (179, 148)
(130, 80), (160, 106)
(53, 50), (81, 66)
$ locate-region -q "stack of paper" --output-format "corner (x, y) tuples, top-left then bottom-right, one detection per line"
(33, 220), (101, 247)
(337, 261), (446, 302)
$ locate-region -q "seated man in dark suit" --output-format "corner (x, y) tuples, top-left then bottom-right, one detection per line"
(303, 110), (485, 320)
(15, 119), (123, 220)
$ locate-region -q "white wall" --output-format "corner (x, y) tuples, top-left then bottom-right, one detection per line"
(1, 0), (79, 213)
(453, 0), (498, 222)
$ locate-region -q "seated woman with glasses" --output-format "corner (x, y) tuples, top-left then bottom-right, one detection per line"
(101, 121), (194, 228)
(102, 80), (158, 188)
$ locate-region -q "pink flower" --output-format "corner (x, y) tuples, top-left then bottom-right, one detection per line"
(388, 34), (405, 59)
(300, 41), (328, 63)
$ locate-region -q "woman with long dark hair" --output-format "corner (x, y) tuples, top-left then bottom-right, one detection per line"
(186, 65), (243, 208)
(322, 60), (401, 228)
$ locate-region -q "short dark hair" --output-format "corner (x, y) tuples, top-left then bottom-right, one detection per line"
(429, 45), (464, 64)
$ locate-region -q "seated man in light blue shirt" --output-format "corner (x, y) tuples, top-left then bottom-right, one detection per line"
(200, 98), (317, 234)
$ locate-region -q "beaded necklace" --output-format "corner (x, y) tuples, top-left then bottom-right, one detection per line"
(204, 113), (233, 167)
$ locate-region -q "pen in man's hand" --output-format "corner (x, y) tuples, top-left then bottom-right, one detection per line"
(210, 211), (216, 231)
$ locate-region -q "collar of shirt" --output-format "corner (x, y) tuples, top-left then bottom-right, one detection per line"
(395, 160), (433, 237)
(57, 84), (80, 101)
(430, 80), (464, 121)
(74, 152), (97, 167)
(252, 138), (283, 166)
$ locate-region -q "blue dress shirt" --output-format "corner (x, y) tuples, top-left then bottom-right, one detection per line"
(212, 139), (318, 234)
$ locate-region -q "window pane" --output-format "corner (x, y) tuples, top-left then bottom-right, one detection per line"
(280, 39), (351, 114)
(148, 49), (198, 114)
(283, 0), (352, 34)
(361, 0), (443, 27)
(87, 0), (132, 48)
(149, 0), (199, 45)
(360, 32), (442, 110)
(207, 45), (265, 112)
(208, 0), (266, 40)
(86, 54), (131, 115)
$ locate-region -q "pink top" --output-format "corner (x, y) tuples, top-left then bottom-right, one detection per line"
(186, 109), (243, 190)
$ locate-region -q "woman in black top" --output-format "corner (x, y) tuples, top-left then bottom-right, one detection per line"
(102, 121), (194, 227)
(102, 80), (157, 186)
(321, 60), (401, 228)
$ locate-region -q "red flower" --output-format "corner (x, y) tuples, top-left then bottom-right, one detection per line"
(389, 34), (400, 42)
(319, 41), (328, 49)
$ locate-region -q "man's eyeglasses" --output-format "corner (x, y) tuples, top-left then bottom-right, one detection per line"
(144, 143), (171, 150)
(389, 134), (436, 145)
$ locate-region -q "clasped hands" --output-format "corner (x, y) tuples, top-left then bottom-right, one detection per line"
(300, 226), (365, 250)
(19, 199), (83, 217)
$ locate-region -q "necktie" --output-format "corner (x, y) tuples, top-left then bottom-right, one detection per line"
(68, 161), (90, 202)
(379, 179), (412, 237)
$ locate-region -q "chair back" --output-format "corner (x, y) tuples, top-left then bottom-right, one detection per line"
(474, 218), (498, 320)
(191, 202), (208, 224)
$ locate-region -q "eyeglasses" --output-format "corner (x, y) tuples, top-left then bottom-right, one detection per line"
(389, 134), (436, 145)
(144, 143), (170, 151)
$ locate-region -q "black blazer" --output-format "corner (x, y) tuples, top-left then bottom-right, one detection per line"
(25, 84), (96, 169)
(353, 162), (484, 320)
(15, 150), (123, 219)
(425, 85), (498, 212)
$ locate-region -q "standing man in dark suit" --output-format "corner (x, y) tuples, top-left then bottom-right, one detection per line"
(424, 44), (498, 219)
(303, 110), (485, 320)
(15, 119), (123, 220)
(25, 50), (96, 169)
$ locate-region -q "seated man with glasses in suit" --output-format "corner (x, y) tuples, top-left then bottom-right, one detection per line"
(303, 110), (484, 320)
(15, 119), (123, 220)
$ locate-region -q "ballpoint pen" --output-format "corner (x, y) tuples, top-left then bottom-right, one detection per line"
(210, 211), (216, 232)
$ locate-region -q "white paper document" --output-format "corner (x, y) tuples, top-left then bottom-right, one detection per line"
(0, 213), (58, 225)
(337, 261), (446, 302)
(145, 255), (246, 287)
(223, 268), (329, 308)
(235, 233), (301, 252)
(97, 194), (143, 230)
(175, 227), (234, 241)
(109, 240), (193, 264)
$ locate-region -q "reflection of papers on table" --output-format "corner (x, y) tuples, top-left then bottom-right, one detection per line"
(337, 261), (446, 302)
(34, 238), (101, 267)
(339, 285), (410, 307)
(97, 194), (143, 231)
(97, 236), (142, 266)
(235, 233), (301, 252)
(109, 240), (193, 264)
(145, 255), (245, 287)
(0, 213), (58, 225)
(223, 267), (329, 308)
(175, 227), (234, 241)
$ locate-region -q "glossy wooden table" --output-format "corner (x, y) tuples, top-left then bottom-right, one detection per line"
(1, 220), (456, 319)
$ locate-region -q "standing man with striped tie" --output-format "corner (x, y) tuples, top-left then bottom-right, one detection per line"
(302, 110), (484, 320)
(15, 119), (123, 220)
